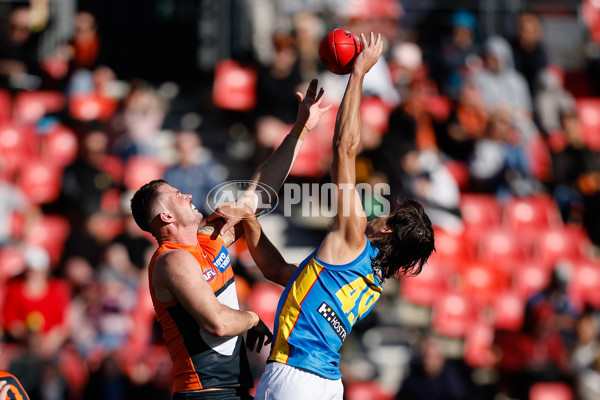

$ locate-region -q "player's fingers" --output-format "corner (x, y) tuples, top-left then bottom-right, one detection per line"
(306, 79), (318, 98)
(360, 33), (367, 46)
(321, 103), (333, 113)
(370, 32), (375, 46)
(219, 220), (236, 236)
(296, 92), (304, 102)
(315, 87), (324, 102)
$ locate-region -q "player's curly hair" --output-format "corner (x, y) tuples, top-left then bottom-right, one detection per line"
(130, 179), (168, 232)
(371, 199), (435, 280)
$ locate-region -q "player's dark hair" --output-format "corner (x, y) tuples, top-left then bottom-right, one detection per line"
(371, 199), (435, 280)
(130, 179), (168, 232)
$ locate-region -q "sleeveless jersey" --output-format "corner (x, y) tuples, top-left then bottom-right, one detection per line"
(148, 233), (252, 392)
(0, 370), (30, 400)
(268, 239), (382, 379)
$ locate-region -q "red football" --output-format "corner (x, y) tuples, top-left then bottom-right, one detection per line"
(319, 29), (362, 75)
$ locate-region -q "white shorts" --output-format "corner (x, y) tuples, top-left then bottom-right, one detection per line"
(254, 362), (343, 400)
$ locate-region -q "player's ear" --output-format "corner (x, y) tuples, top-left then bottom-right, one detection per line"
(159, 211), (174, 224)
(380, 226), (393, 235)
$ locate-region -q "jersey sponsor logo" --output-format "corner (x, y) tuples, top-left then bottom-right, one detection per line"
(318, 302), (347, 342)
(203, 266), (217, 282)
(212, 247), (231, 273)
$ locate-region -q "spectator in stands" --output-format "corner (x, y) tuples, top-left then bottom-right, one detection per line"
(0, 157), (38, 246)
(468, 109), (538, 198)
(0, 6), (40, 90)
(396, 146), (463, 234)
(60, 129), (118, 229)
(396, 335), (468, 400)
(2, 246), (70, 358)
(524, 266), (579, 345)
(253, 31), (304, 165)
(570, 308), (600, 373)
(434, 9), (482, 100)
(510, 12), (549, 99)
(550, 111), (600, 224)
(437, 81), (488, 163)
(472, 35), (539, 144)
(111, 84), (171, 163)
(535, 66), (576, 136)
(163, 130), (228, 216)
(577, 352), (600, 400)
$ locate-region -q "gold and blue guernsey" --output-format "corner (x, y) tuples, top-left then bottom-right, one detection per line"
(268, 239), (382, 379)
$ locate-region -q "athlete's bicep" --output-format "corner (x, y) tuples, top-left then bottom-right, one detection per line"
(155, 251), (224, 328)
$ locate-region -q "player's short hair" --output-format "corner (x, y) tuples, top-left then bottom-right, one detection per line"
(372, 198), (435, 280)
(130, 179), (168, 232)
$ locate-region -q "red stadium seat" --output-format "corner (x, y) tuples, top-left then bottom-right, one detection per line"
(345, 380), (394, 400)
(361, 96), (392, 135)
(0, 89), (11, 124)
(69, 93), (118, 121)
(0, 124), (37, 180)
(568, 260), (600, 309)
(529, 382), (574, 400)
(432, 292), (480, 338)
(0, 245), (26, 282)
(400, 258), (449, 307)
(271, 122), (332, 180)
(504, 195), (562, 231)
(492, 290), (525, 332)
(14, 90), (66, 124)
(459, 193), (503, 228)
(576, 97), (600, 151)
(246, 282), (284, 330)
(476, 227), (528, 268)
(123, 156), (166, 191)
(443, 159), (470, 191)
(463, 322), (495, 368)
(212, 59), (258, 112)
(432, 227), (470, 267)
(533, 227), (583, 267)
(512, 260), (552, 300)
(23, 214), (70, 267)
(17, 158), (62, 205)
(40, 124), (79, 167)
(456, 261), (510, 306)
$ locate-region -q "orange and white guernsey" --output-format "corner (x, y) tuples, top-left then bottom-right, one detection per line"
(0, 370), (30, 400)
(148, 232), (252, 393)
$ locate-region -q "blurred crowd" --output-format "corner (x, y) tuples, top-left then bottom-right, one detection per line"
(2, 1), (600, 400)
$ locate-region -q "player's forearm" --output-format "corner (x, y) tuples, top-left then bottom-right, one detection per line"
(333, 72), (363, 156)
(243, 122), (308, 212)
(242, 217), (291, 286)
(203, 305), (258, 337)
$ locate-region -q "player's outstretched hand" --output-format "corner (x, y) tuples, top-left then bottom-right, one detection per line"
(352, 32), (383, 77)
(296, 78), (332, 132)
(246, 318), (273, 353)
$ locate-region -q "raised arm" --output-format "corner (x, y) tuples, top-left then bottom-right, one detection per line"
(317, 33), (383, 264)
(210, 79), (331, 234)
(242, 214), (297, 286)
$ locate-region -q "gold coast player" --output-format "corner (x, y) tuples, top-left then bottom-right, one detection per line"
(130, 79), (331, 400)
(213, 33), (435, 399)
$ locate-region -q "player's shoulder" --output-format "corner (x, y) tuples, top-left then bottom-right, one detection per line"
(317, 230), (367, 265)
(154, 248), (197, 274)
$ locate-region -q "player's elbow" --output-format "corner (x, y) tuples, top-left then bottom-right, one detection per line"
(334, 136), (359, 156)
(204, 320), (232, 337)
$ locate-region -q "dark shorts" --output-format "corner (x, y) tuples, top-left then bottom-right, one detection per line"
(173, 388), (253, 400)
